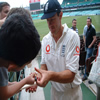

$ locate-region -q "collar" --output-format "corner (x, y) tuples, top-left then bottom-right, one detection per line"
(71, 26), (77, 30)
(49, 23), (69, 49)
(88, 25), (92, 30)
(49, 23), (68, 39)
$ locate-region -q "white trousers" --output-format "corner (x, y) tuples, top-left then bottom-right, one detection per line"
(51, 85), (82, 100)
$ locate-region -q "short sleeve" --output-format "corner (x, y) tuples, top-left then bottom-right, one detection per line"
(92, 28), (96, 36)
(0, 67), (8, 86)
(41, 39), (46, 65)
(65, 33), (80, 73)
(92, 24), (95, 29)
(83, 26), (87, 36)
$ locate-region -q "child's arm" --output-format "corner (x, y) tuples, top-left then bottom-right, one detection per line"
(8, 81), (17, 86)
(0, 73), (35, 100)
(25, 72), (41, 93)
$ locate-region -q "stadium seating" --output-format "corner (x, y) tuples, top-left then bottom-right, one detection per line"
(31, 0), (100, 20)
(31, 9), (100, 20)
(91, 0), (100, 3)
(61, 0), (100, 8)
(62, 10), (100, 17)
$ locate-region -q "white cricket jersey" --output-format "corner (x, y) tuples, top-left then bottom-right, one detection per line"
(41, 24), (82, 92)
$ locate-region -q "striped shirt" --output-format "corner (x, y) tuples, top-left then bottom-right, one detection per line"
(71, 27), (78, 34)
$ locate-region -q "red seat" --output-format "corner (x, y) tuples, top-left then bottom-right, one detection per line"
(79, 51), (86, 66)
(79, 51), (86, 75)
(86, 56), (96, 73)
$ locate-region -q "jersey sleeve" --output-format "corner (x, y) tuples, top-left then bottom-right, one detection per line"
(41, 38), (46, 65)
(65, 33), (80, 73)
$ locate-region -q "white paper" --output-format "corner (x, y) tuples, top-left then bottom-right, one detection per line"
(99, 46), (100, 57)
(20, 84), (35, 90)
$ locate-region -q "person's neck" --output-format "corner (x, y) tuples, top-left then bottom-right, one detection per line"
(53, 26), (64, 43)
(88, 24), (91, 29)
(73, 26), (76, 30)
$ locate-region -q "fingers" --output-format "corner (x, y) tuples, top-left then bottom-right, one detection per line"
(26, 85), (37, 93)
(26, 87), (30, 92)
(36, 76), (46, 87)
(35, 67), (42, 75)
(34, 68), (46, 87)
(30, 72), (37, 79)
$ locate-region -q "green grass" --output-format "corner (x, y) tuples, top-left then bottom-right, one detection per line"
(81, 83), (96, 100)
(33, 15), (100, 41)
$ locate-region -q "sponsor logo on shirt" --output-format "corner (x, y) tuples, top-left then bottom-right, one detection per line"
(46, 45), (50, 54)
(74, 46), (80, 56)
(61, 45), (66, 57)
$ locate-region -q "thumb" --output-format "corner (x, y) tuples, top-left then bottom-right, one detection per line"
(35, 67), (42, 75)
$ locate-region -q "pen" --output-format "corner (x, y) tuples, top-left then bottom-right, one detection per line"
(35, 74), (37, 81)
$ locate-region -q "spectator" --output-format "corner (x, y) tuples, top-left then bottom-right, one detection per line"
(83, 17), (95, 44)
(71, 19), (78, 34)
(0, 12), (41, 99)
(0, 2), (10, 27)
(7, 7), (34, 84)
(7, 7), (32, 21)
(82, 17), (96, 81)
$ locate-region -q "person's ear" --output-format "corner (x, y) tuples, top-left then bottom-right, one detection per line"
(59, 11), (63, 19)
(8, 64), (17, 72)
